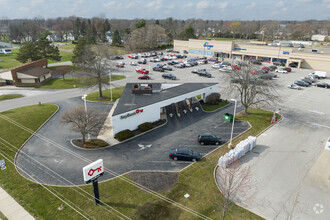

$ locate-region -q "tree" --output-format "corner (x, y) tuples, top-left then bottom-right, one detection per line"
(216, 160), (254, 220)
(72, 37), (88, 63)
(73, 18), (81, 40)
(230, 22), (242, 39)
(205, 93), (221, 105)
(135, 19), (146, 29)
(16, 31), (61, 63)
(60, 105), (106, 144)
(177, 25), (196, 40)
(53, 66), (72, 80)
(126, 25), (166, 52)
(73, 44), (117, 99)
(112, 30), (122, 45)
(227, 64), (280, 113)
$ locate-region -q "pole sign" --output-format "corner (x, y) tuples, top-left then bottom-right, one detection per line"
(0, 160), (6, 170)
(83, 159), (104, 184)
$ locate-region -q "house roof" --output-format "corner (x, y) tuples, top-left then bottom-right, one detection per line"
(17, 66), (51, 77)
(113, 83), (218, 116)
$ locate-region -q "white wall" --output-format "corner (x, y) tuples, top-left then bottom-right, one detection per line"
(0, 71), (13, 80)
(17, 73), (37, 79)
(21, 79), (36, 83)
(112, 84), (219, 134)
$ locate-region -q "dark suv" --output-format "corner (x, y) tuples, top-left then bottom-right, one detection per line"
(198, 134), (221, 145)
(162, 73), (176, 80)
(169, 148), (201, 162)
(198, 71), (212, 78)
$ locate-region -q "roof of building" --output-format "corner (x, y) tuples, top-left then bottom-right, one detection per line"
(113, 83), (217, 116)
(17, 66), (50, 77)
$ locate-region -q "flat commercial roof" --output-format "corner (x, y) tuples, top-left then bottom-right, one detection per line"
(113, 83), (217, 116)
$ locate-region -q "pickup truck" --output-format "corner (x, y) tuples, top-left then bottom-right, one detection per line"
(309, 71), (327, 79)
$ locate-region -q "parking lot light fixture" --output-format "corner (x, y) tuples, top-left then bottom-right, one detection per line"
(82, 94), (91, 140)
(228, 99), (237, 149)
(109, 71), (113, 102)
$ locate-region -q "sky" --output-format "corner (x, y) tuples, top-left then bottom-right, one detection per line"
(1, 0), (330, 21)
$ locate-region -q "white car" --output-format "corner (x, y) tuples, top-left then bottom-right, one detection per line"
(288, 84), (302, 90)
(219, 66), (232, 72)
(117, 61), (125, 65)
(130, 62), (137, 66)
(212, 64), (221, 69)
(275, 68), (288, 73)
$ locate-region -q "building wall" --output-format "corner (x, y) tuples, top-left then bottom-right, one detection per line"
(112, 84), (219, 135)
(21, 79), (36, 84)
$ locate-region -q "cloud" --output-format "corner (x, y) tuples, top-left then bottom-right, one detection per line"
(196, 1), (211, 9)
(145, 0), (164, 10)
(247, 2), (256, 10)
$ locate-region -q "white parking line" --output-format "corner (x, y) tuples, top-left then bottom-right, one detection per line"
(214, 121), (227, 128)
(307, 122), (330, 129)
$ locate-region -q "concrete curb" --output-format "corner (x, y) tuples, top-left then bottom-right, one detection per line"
(69, 139), (110, 151)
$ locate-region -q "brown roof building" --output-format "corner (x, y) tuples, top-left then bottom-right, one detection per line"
(0, 58), (52, 86)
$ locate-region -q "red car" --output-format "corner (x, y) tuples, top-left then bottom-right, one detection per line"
(135, 68), (149, 74)
(128, 54), (133, 58)
(232, 64), (241, 70)
(170, 54), (177, 57)
(138, 75), (151, 80)
(251, 70), (262, 75)
(283, 67), (292, 72)
(116, 64), (124, 68)
(262, 66), (271, 71)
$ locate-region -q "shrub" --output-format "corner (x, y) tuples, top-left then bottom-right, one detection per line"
(115, 129), (134, 141)
(205, 92), (221, 105)
(138, 122), (153, 132)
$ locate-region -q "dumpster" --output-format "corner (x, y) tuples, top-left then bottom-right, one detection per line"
(223, 113), (233, 122)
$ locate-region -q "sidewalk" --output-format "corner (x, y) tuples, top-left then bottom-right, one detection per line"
(0, 187), (34, 220)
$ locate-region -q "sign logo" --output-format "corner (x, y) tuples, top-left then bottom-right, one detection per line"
(283, 51), (290, 55)
(120, 108), (144, 119)
(203, 42), (214, 50)
(83, 159), (104, 183)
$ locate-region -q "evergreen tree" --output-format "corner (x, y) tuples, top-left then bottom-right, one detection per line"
(155, 20), (160, 25)
(112, 30), (122, 45)
(80, 20), (87, 36)
(73, 18), (81, 40)
(16, 41), (41, 63)
(86, 25), (97, 44)
(135, 19), (146, 29)
(72, 37), (88, 64)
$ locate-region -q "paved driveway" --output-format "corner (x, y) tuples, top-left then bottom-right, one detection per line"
(15, 99), (249, 186)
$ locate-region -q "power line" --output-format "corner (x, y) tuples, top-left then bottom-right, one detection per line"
(0, 113), (212, 220)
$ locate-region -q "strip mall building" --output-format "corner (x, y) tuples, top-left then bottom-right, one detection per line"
(174, 39), (330, 71)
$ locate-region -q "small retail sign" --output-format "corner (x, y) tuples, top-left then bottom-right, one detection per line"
(83, 159), (104, 184)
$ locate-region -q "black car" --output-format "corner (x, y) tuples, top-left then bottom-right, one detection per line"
(208, 57), (219, 62)
(198, 133), (221, 145)
(161, 65), (173, 71)
(251, 60), (262, 65)
(315, 83), (330, 88)
(198, 71), (212, 78)
(259, 74), (273, 80)
(294, 80), (309, 87)
(168, 61), (178, 65)
(301, 79), (312, 85)
(176, 54), (187, 59)
(289, 63), (298, 68)
(153, 66), (164, 72)
(268, 65), (278, 71)
(162, 73), (176, 80)
(169, 148), (201, 162)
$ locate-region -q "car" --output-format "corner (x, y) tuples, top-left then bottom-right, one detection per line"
(221, 61), (231, 66)
(116, 55), (123, 59)
(208, 57), (219, 62)
(302, 76), (316, 82)
(288, 84), (302, 90)
(191, 69), (206, 74)
(153, 66), (164, 72)
(117, 61), (125, 65)
(130, 62), (137, 66)
(294, 80), (309, 87)
(219, 66), (232, 72)
(289, 63), (298, 68)
(259, 74), (273, 80)
(161, 65), (173, 71)
(176, 54), (187, 59)
(135, 68), (149, 74)
(198, 71), (212, 78)
(157, 51), (163, 55)
(174, 63), (185, 68)
(262, 66), (272, 71)
(168, 61), (179, 65)
(251, 60), (262, 65)
(301, 79), (312, 85)
(138, 75), (151, 80)
(315, 83), (330, 88)
(260, 69), (268, 74)
(232, 64), (241, 70)
(325, 137), (330, 150)
(162, 73), (176, 80)
(150, 58), (160, 62)
(251, 70), (263, 75)
(131, 55), (138, 59)
(212, 63), (221, 69)
(282, 67), (292, 72)
(169, 148), (201, 162)
(268, 65), (278, 71)
(138, 59), (147, 64)
(116, 64), (124, 68)
(275, 68), (288, 74)
(273, 61), (285, 66)
(198, 133), (221, 145)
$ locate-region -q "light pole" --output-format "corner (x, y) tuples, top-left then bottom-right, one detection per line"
(109, 72), (113, 102)
(228, 99), (237, 149)
(82, 94), (91, 140)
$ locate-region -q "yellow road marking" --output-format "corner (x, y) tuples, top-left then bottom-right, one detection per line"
(297, 123), (306, 133)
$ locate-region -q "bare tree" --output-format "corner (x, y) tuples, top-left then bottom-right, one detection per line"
(216, 160), (254, 220)
(60, 105), (107, 144)
(227, 64), (280, 113)
(73, 44), (117, 99)
(53, 66), (72, 80)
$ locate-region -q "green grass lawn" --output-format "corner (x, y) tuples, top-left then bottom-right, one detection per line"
(86, 86), (125, 102)
(35, 75), (125, 89)
(0, 49), (22, 69)
(0, 94), (23, 101)
(0, 105), (275, 219)
(201, 100), (230, 112)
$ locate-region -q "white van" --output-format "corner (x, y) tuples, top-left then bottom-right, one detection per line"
(1, 49), (12, 54)
(309, 71), (327, 79)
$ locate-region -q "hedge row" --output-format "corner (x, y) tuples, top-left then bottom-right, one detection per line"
(138, 122), (153, 132)
(115, 129), (134, 141)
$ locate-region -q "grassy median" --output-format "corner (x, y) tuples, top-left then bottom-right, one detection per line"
(86, 86), (125, 102)
(0, 94), (23, 101)
(0, 105), (275, 219)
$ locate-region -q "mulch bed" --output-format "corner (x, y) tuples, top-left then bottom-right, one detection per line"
(72, 138), (109, 149)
